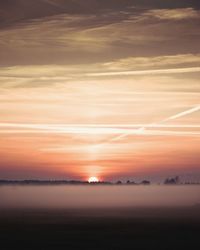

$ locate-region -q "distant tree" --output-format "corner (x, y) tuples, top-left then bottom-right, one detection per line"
(116, 180), (122, 185)
(141, 180), (150, 185)
(174, 176), (179, 183)
(164, 176), (180, 185)
(126, 180), (136, 185)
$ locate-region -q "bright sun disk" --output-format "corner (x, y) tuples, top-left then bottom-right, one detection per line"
(88, 176), (99, 183)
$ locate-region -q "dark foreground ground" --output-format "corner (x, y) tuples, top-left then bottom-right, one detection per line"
(0, 207), (200, 250)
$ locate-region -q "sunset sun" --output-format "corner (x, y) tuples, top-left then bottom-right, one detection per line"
(88, 177), (99, 183)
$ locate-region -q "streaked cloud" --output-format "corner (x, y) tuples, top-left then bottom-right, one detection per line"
(0, 53), (200, 90)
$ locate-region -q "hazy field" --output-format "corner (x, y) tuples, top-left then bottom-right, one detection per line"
(0, 185), (200, 249)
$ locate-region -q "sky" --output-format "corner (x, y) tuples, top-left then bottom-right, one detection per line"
(0, 0), (200, 182)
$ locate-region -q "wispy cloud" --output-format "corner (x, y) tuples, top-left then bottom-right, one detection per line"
(1, 7), (200, 65)
(145, 8), (200, 20)
(87, 67), (200, 77)
(103, 54), (200, 71)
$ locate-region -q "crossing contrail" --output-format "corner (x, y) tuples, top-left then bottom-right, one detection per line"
(108, 105), (200, 142)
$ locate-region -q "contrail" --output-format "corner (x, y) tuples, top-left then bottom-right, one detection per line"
(1, 129), (200, 137)
(1, 123), (200, 128)
(0, 105), (199, 137)
(162, 106), (200, 123)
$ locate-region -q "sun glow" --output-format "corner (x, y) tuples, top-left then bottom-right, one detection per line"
(88, 176), (99, 183)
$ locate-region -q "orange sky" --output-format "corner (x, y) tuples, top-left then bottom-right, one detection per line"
(0, 1), (200, 181)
